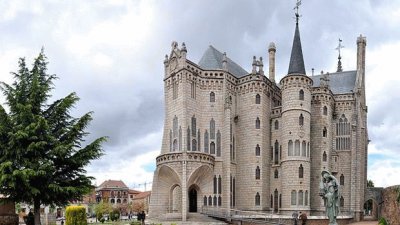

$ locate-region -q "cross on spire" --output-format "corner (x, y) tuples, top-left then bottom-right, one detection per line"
(293, 0), (302, 23)
(335, 38), (344, 72)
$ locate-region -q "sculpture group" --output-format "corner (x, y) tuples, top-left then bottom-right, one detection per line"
(320, 170), (340, 225)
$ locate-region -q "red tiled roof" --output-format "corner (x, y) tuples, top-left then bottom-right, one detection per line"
(133, 191), (151, 199)
(97, 180), (128, 190)
(129, 189), (141, 194)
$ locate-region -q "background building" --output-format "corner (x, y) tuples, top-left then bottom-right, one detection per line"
(149, 10), (368, 222)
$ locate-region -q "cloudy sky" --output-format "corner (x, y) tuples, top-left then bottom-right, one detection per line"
(1, 0), (400, 190)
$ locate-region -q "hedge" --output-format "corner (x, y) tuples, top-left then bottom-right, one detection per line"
(65, 206), (87, 225)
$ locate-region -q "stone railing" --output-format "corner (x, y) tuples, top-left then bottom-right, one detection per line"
(156, 152), (215, 167)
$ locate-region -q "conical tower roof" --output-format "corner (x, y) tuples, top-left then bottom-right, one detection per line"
(288, 19), (306, 75)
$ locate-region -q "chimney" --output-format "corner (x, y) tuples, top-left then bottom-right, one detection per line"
(268, 42), (276, 82)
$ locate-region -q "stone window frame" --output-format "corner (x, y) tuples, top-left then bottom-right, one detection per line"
(274, 120), (279, 130)
(291, 190), (297, 205)
(255, 94), (261, 104)
(210, 92), (215, 102)
(255, 144), (261, 156)
(299, 114), (304, 126)
(255, 117), (261, 129)
(323, 151), (327, 162)
(255, 192), (261, 206)
(299, 89), (304, 100)
(340, 174), (344, 185)
(299, 164), (304, 178)
(255, 166), (261, 180)
(274, 169), (279, 178)
(323, 106), (328, 115)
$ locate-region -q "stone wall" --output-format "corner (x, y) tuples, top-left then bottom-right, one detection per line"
(380, 185), (400, 224)
(0, 198), (18, 225)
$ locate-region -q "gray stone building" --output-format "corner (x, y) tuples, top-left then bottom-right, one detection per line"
(149, 12), (368, 222)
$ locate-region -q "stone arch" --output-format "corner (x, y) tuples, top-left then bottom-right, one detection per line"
(187, 164), (214, 211)
(150, 165), (181, 215)
(364, 187), (383, 220)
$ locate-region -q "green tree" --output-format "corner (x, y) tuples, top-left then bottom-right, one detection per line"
(94, 201), (113, 221)
(367, 179), (375, 187)
(0, 50), (107, 225)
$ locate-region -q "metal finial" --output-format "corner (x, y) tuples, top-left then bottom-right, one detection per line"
(335, 39), (344, 72)
(293, 0), (302, 23)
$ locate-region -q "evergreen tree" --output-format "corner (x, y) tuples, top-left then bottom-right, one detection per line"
(0, 50), (107, 225)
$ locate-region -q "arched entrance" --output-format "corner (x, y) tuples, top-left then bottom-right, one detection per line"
(189, 187), (198, 212)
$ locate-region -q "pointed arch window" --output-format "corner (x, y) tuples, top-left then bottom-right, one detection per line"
(255, 94), (261, 104)
(218, 196), (222, 206)
(204, 196), (207, 206)
(255, 166), (260, 180)
(256, 117), (260, 129)
(298, 190), (304, 205)
(210, 118), (215, 139)
(210, 142), (215, 155)
(173, 115), (178, 137)
(291, 190), (297, 205)
(299, 164), (304, 178)
(302, 141), (306, 156)
(255, 144), (261, 156)
(323, 127), (327, 137)
(270, 194), (273, 208)
(191, 115), (196, 137)
(274, 120), (279, 130)
(218, 175), (222, 194)
(173, 139), (178, 152)
(169, 130), (172, 152)
(279, 194), (282, 208)
(323, 106), (328, 115)
(274, 140), (279, 164)
(216, 131), (221, 157)
(323, 151), (327, 162)
(299, 114), (304, 126)
(210, 92), (215, 102)
(213, 196), (217, 206)
(299, 89), (304, 100)
(274, 169), (279, 178)
(305, 190), (308, 206)
(295, 140), (300, 156)
(288, 140), (293, 156)
(192, 139), (197, 151)
(198, 129), (201, 151)
(187, 127), (190, 151)
(340, 196), (344, 207)
(204, 130), (209, 153)
(255, 192), (260, 206)
(208, 196), (212, 206)
(213, 176), (217, 194)
(340, 174), (344, 185)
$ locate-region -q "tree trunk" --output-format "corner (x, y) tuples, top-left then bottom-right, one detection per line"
(34, 199), (41, 225)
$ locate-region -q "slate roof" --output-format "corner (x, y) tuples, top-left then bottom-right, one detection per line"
(198, 45), (248, 78)
(311, 70), (357, 94)
(288, 21), (306, 75)
(97, 180), (129, 190)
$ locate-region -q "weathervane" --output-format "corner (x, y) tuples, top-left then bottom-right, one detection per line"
(335, 38), (344, 57)
(293, 0), (302, 23)
(335, 38), (344, 72)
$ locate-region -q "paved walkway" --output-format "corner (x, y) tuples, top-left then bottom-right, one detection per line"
(348, 221), (378, 225)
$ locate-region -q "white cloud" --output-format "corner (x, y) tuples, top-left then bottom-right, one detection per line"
(369, 158), (400, 188)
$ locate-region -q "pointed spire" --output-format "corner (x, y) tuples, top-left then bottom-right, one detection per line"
(288, 2), (306, 75)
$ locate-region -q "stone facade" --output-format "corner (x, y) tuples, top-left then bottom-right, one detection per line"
(149, 21), (368, 222)
(380, 185), (400, 224)
(0, 198), (18, 225)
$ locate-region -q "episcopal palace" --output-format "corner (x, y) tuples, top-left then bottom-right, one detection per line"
(149, 10), (368, 222)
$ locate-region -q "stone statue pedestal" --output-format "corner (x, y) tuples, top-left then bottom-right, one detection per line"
(0, 197), (19, 225)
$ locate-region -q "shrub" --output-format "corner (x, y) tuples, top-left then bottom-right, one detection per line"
(130, 222), (141, 225)
(96, 212), (103, 222)
(378, 217), (388, 225)
(65, 206), (87, 225)
(110, 209), (120, 221)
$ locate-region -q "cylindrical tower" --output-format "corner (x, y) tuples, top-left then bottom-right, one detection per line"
(309, 85), (334, 215)
(279, 74), (313, 214)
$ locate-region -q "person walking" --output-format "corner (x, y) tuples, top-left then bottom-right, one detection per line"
(139, 211), (146, 225)
(291, 211), (299, 225)
(299, 211), (307, 225)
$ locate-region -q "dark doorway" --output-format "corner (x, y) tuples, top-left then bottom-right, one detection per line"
(189, 187), (197, 212)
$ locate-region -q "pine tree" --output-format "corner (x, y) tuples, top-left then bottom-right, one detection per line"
(0, 50), (107, 225)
